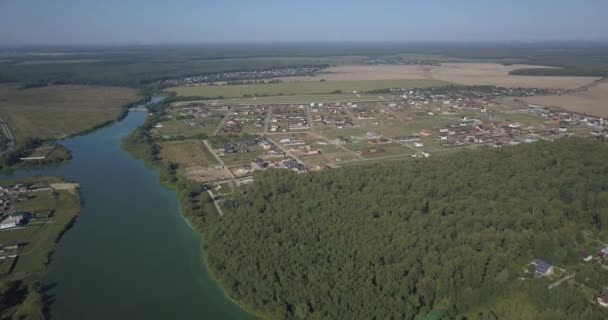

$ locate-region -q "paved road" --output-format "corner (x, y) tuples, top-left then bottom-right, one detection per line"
(0, 115), (15, 154)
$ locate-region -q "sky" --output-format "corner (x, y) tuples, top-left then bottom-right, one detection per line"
(0, 0), (607, 45)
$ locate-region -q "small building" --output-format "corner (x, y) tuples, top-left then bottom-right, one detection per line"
(0, 215), (23, 230)
(597, 288), (608, 307)
(533, 259), (554, 278)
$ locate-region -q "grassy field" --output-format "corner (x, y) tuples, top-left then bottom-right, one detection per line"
(158, 140), (219, 168)
(0, 84), (140, 142)
(167, 79), (448, 98)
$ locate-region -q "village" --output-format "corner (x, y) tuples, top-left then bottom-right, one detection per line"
(153, 87), (606, 178)
(143, 82), (608, 311)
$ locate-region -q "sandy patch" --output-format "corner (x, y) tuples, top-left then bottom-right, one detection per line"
(185, 166), (232, 182)
(280, 63), (599, 90)
(51, 183), (80, 194)
(522, 81), (608, 118)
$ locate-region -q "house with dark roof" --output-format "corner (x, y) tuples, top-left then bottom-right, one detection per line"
(534, 259), (554, 278)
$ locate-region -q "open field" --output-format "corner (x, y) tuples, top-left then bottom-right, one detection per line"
(0, 177), (80, 319)
(279, 64), (599, 89)
(167, 79), (448, 98)
(0, 85), (140, 142)
(158, 140), (218, 167)
(520, 81), (608, 117)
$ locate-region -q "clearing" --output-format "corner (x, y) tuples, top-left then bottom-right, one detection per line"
(158, 140), (219, 168)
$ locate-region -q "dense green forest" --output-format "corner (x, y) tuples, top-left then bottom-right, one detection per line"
(178, 138), (608, 320)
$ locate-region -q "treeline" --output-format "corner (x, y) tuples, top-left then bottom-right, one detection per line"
(195, 138), (608, 319)
(0, 138), (42, 170)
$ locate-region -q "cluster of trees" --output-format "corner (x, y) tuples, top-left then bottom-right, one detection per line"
(191, 138), (608, 319)
(0, 279), (44, 319)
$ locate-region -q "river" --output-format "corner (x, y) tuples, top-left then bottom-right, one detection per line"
(1, 98), (254, 319)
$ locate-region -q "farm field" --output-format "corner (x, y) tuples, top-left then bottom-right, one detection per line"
(167, 79), (448, 98)
(280, 63), (600, 89)
(0, 85), (140, 142)
(520, 81), (608, 118)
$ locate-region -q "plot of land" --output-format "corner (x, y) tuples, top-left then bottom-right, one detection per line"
(280, 64), (599, 90)
(0, 84), (140, 141)
(520, 81), (608, 117)
(185, 166), (232, 183)
(158, 140), (218, 167)
(168, 79), (447, 98)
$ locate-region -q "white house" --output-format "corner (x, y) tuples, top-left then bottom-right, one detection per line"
(0, 216), (22, 230)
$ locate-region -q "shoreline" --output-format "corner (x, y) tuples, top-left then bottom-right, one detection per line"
(120, 107), (263, 319)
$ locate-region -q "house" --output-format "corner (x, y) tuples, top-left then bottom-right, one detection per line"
(414, 142), (424, 148)
(597, 288), (608, 307)
(0, 215), (23, 230)
(580, 251), (593, 262)
(533, 259), (554, 278)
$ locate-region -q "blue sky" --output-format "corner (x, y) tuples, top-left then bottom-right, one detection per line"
(0, 0), (606, 45)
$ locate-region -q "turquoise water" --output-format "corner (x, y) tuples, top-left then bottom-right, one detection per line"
(1, 102), (254, 319)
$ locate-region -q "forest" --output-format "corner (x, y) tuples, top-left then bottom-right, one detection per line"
(2, 43), (608, 87)
(179, 138), (608, 320)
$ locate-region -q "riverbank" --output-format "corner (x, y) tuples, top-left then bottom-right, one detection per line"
(0, 101), (256, 319)
(0, 176), (81, 319)
(122, 106), (263, 319)
(0, 85), (145, 171)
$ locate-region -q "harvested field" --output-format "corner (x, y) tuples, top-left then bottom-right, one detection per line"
(0, 84), (140, 141)
(521, 81), (608, 117)
(280, 64), (599, 90)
